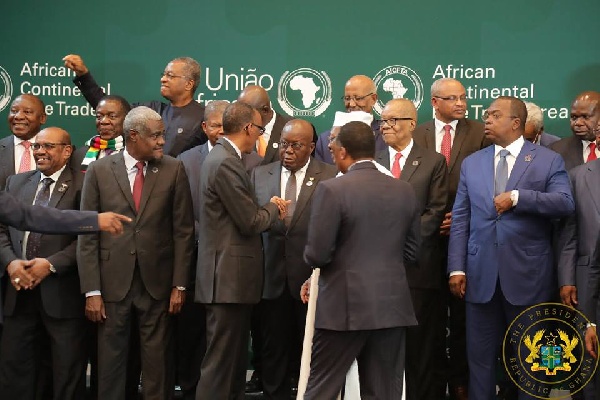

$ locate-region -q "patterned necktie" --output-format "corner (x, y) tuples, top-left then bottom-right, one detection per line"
(25, 177), (54, 259)
(587, 142), (597, 162)
(133, 161), (145, 212)
(441, 125), (452, 165)
(257, 135), (267, 157)
(495, 149), (509, 196)
(18, 140), (32, 173)
(284, 171), (297, 227)
(391, 152), (402, 179)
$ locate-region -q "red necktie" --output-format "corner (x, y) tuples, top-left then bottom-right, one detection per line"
(18, 140), (32, 173)
(587, 142), (597, 162)
(133, 161), (145, 211)
(391, 152), (402, 179)
(441, 125), (452, 165)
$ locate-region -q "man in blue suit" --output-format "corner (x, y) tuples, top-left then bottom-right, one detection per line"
(447, 96), (574, 399)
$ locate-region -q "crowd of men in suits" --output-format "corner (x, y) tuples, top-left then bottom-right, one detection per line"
(0, 52), (598, 400)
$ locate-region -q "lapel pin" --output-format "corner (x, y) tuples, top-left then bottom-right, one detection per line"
(524, 154), (532, 162)
(272, 142), (278, 149)
(306, 177), (314, 187)
(152, 167), (159, 173)
(412, 161), (419, 166)
(177, 128), (183, 134)
(57, 183), (68, 193)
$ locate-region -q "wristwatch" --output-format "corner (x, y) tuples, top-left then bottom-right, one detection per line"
(48, 263), (57, 274)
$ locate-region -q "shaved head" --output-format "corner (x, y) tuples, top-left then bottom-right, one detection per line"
(238, 85), (273, 125)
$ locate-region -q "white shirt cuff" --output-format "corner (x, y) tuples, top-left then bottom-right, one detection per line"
(449, 271), (466, 277)
(86, 290), (101, 297)
(511, 190), (519, 206)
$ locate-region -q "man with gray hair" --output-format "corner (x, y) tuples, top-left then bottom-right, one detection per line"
(523, 101), (560, 146)
(63, 54), (207, 156)
(78, 106), (195, 400)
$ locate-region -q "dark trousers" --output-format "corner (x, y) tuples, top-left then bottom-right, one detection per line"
(304, 327), (406, 400)
(0, 290), (87, 400)
(405, 287), (447, 400)
(175, 300), (206, 400)
(257, 290), (307, 400)
(97, 270), (173, 400)
(448, 285), (469, 390)
(196, 303), (252, 400)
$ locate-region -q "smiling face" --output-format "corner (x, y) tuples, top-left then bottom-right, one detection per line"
(8, 94), (47, 140)
(95, 99), (127, 140)
(33, 127), (72, 176)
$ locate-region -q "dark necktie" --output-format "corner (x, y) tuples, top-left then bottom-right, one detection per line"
(587, 142), (597, 162)
(391, 152), (402, 179)
(495, 149), (509, 196)
(133, 161), (145, 212)
(25, 177), (54, 259)
(284, 171), (297, 227)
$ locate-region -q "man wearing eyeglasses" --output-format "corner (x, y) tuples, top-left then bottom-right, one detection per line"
(0, 94), (47, 190)
(238, 85), (292, 165)
(77, 106), (195, 400)
(195, 102), (288, 400)
(249, 119), (337, 400)
(412, 77), (488, 400)
(0, 127), (90, 399)
(448, 96), (574, 400)
(63, 54), (207, 157)
(315, 75), (387, 165)
(374, 99), (448, 400)
(550, 91), (600, 171)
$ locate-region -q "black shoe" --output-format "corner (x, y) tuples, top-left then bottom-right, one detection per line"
(245, 373), (263, 394)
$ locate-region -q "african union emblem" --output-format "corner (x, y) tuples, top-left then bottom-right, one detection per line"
(0, 66), (13, 112)
(372, 64), (423, 116)
(277, 68), (332, 117)
(503, 303), (597, 399)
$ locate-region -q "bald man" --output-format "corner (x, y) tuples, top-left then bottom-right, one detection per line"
(238, 85), (292, 165)
(374, 99), (448, 400)
(0, 127), (89, 399)
(251, 119), (337, 399)
(550, 91), (600, 171)
(0, 94), (47, 189)
(315, 75), (387, 164)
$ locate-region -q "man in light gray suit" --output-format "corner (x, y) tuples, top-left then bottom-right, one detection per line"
(251, 119), (337, 399)
(78, 106), (195, 400)
(303, 121), (420, 400)
(195, 102), (286, 400)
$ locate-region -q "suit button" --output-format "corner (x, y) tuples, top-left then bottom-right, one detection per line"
(130, 250), (136, 255)
(135, 230), (140, 234)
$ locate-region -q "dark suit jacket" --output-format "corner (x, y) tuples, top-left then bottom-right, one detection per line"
(412, 118), (489, 209)
(77, 152), (195, 302)
(314, 120), (387, 165)
(0, 168), (85, 318)
(195, 138), (280, 304)
(558, 159), (600, 320)
(539, 131), (561, 147)
(0, 135), (15, 190)
(251, 158), (338, 300)
(304, 161), (420, 331)
(550, 135), (585, 171)
(448, 140), (574, 305)
(260, 113), (293, 165)
(376, 143), (448, 289)
(73, 72), (207, 156)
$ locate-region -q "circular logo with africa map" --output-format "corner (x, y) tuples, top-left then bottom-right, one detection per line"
(277, 68), (332, 117)
(372, 64), (423, 116)
(0, 66), (13, 112)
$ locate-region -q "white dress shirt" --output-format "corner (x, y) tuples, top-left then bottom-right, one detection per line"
(434, 118), (458, 154)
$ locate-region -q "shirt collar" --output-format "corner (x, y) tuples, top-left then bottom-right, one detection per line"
(14, 134), (37, 146)
(123, 148), (145, 170)
(207, 141), (214, 152)
(434, 118), (459, 133)
(494, 135), (525, 157)
(282, 158), (311, 176)
(221, 136), (242, 159)
(40, 164), (66, 182)
(264, 112), (276, 134)
(389, 138), (414, 159)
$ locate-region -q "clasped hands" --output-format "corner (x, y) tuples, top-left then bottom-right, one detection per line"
(270, 196), (291, 220)
(494, 192), (513, 215)
(7, 258), (53, 291)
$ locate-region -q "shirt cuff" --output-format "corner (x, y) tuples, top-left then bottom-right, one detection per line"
(449, 271), (466, 277)
(511, 190), (519, 206)
(85, 290), (101, 297)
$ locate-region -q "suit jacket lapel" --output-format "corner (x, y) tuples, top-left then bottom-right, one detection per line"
(289, 159), (321, 230)
(506, 142), (537, 191)
(481, 146), (495, 201)
(0, 139), (15, 175)
(47, 168), (72, 208)
(111, 153), (136, 212)
(18, 172), (41, 243)
(584, 162), (600, 215)
(267, 163), (286, 234)
(138, 159), (160, 217)
(401, 146), (421, 182)
(375, 148), (390, 170)
(449, 119), (468, 174)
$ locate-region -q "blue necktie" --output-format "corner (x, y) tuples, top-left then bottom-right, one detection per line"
(26, 177), (54, 259)
(495, 149), (509, 196)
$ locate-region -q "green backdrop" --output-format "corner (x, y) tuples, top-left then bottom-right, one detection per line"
(1, 0), (599, 146)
